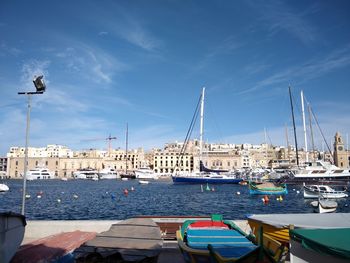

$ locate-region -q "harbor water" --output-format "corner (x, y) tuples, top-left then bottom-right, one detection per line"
(1, 179), (349, 220)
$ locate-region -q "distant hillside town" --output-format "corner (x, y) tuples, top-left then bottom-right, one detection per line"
(0, 132), (348, 179)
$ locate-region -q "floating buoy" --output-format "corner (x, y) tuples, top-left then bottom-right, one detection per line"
(57, 198), (61, 203)
(263, 195), (269, 204)
(293, 189), (296, 191)
(276, 195), (283, 202)
(296, 190), (300, 194)
(123, 189), (129, 195)
(25, 194), (31, 199)
(200, 185), (203, 192)
(211, 187), (215, 192)
(236, 191), (241, 195)
(131, 187), (135, 191)
(345, 204), (348, 207)
(110, 193), (116, 199)
(206, 183), (210, 191)
(73, 194), (78, 199)
(37, 190), (44, 195)
(37, 195), (42, 199)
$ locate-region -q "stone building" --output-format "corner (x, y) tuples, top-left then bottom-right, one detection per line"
(334, 132), (349, 168)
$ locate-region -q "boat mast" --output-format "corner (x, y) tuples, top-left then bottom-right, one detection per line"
(307, 103), (316, 161)
(199, 87), (205, 168)
(301, 90), (308, 162)
(125, 123), (128, 174)
(289, 86), (299, 167)
(264, 127), (268, 168)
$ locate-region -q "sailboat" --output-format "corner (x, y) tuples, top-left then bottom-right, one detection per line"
(280, 88), (350, 184)
(172, 88), (242, 184)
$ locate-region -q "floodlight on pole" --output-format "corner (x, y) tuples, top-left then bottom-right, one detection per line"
(18, 75), (46, 215)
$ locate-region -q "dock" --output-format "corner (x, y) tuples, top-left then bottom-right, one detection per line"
(14, 218), (251, 262)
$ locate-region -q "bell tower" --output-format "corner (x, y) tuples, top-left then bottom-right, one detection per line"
(334, 132), (348, 168)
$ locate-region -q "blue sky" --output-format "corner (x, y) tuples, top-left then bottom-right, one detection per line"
(1, 0), (350, 155)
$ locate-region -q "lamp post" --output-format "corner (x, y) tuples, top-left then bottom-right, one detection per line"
(18, 75), (46, 215)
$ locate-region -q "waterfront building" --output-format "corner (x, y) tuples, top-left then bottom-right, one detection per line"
(0, 157), (7, 178)
(6, 145), (147, 178)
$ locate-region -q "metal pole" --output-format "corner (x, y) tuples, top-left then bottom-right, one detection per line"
(21, 94), (31, 215)
(199, 87), (205, 168)
(301, 90), (308, 162)
(289, 86), (299, 166)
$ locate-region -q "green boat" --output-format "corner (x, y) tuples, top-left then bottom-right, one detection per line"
(290, 228), (350, 262)
(249, 181), (288, 195)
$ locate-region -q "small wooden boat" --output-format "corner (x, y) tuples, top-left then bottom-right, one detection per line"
(0, 212), (26, 263)
(0, 183), (9, 192)
(303, 183), (348, 199)
(249, 181), (288, 195)
(310, 199), (338, 213)
(247, 213), (350, 245)
(177, 214), (262, 262)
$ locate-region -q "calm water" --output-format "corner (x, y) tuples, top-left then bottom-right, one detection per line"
(1, 179), (349, 220)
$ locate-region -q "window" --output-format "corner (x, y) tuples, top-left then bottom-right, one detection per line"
(16, 161), (18, 166)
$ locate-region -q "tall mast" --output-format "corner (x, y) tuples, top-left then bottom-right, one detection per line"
(307, 103), (315, 161)
(264, 127), (268, 167)
(301, 90), (308, 162)
(289, 86), (299, 166)
(199, 87), (205, 164)
(125, 123), (128, 174)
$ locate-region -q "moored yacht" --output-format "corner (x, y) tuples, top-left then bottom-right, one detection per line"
(73, 168), (99, 180)
(134, 167), (158, 180)
(24, 168), (55, 180)
(286, 160), (350, 184)
(98, 167), (119, 179)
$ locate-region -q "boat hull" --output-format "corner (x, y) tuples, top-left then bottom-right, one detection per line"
(249, 188), (288, 195)
(172, 176), (242, 184)
(0, 212), (26, 263)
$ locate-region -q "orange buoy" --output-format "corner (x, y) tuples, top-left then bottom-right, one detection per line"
(263, 195), (269, 204)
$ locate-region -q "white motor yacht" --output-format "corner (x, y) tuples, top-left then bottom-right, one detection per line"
(98, 167), (119, 179)
(73, 169), (99, 180)
(24, 168), (55, 180)
(135, 167), (158, 180)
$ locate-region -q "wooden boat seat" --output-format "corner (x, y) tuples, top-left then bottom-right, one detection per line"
(186, 228), (257, 251)
(256, 233), (288, 263)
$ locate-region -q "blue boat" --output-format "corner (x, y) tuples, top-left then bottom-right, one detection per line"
(172, 174), (242, 184)
(177, 214), (263, 262)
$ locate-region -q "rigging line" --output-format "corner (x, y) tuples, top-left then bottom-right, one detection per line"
(310, 106), (334, 164)
(174, 93), (202, 170)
